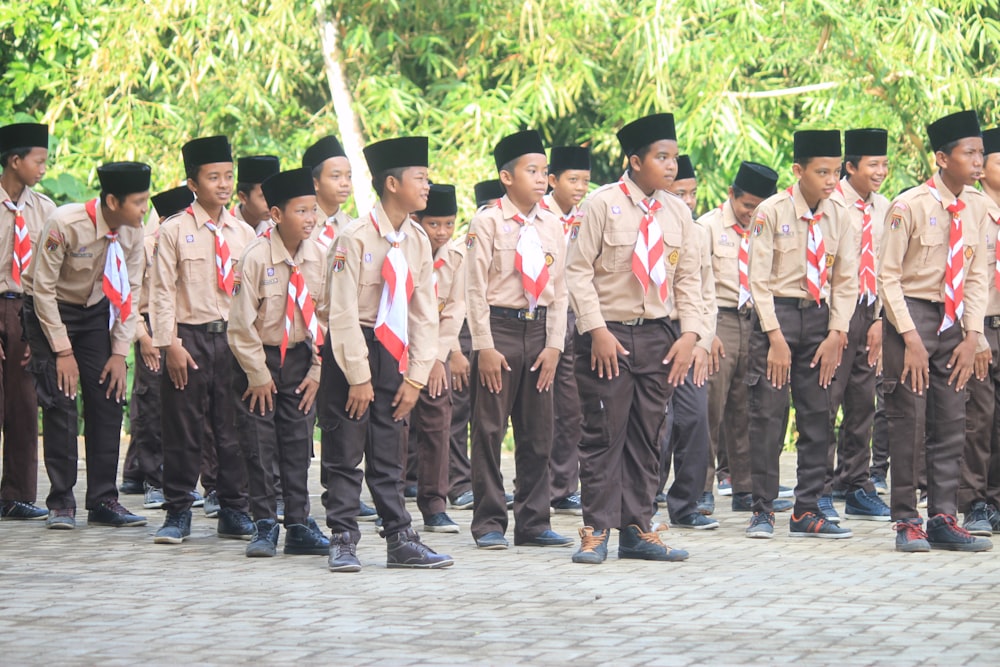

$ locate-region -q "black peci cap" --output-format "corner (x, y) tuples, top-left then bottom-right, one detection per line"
(474, 179), (505, 207)
(182, 136), (233, 172)
(494, 130), (546, 171)
(150, 186), (194, 219)
(616, 113), (676, 156)
(844, 129), (888, 157)
(302, 135), (347, 170)
(926, 110), (982, 152)
(793, 130), (841, 160)
(261, 168), (316, 209)
(983, 128), (1000, 156)
(97, 161), (152, 195)
(419, 183), (457, 217)
(363, 136), (428, 175)
(0, 122), (48, 152)
(675, 155), (696, 181)
(733, 161), (779, 199)
(549, 146), (591, 173)
(237, 155), (280, 184)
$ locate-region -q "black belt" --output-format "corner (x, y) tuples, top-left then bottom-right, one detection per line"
(490, 305), (546, 322)
(987, 316), (1000, 330)
(182, 320), (227, 334)
(610, 316), (666, 327)
(0, 291), (22, 299)
(718, 306), (752, 317)
(773, 297), (826, 310)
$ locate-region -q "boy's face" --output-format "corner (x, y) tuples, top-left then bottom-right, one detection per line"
(389, 166), (430, 213)
(273, 195), (318, 242)
(500, 154), (548, 205)
(188, 162), (235, 209)
(7, 147), (48, 187)
(416, 214), (456, 254)
(846, 155), (889, 195)
(793, 157), (841, 203)
(313, 156), (352, 208)
(547, 169), (590, 209)
(630, 139), (678, 193)
(106, 191), (150, 229)
(981, 153), (1000, 191)
(670, 177), (697, 213)
(937, 137), (985, 186)
(238, 184), (270, 222)
(728, 188), (766, 227)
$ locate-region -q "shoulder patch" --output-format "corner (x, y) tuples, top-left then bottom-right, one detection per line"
(889, 213), (903, 231)
(331, 249), (346, 273)
(232, 273), (241, 296)
(44, 229), (63, 252)
(753, 221), (764, 237)
(465, 232), (477, 249)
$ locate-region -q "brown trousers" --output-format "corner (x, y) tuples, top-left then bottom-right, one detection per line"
(404, 360), (452, 518)
(705, 308), (753, 494)
(959, 321), (1000, 512)
(748, 300), (833, 515)
(318, 330), (411, 543)
(470, 316), (554, 542)
(884, 299), (966, 519)
(825, 300), (877, 495)
(122, 328), (163, 488)
(23, 297), (123, 510)
(576, 320), (675, 532)
(447, 322), (473, 501)
(0, 296), (39, 503)
(161, 324), (248, 514)
(661, 359), (710, 519)
(550, 310), (581, 501)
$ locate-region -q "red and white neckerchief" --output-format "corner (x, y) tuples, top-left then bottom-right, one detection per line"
(315, 218), (338, 253)
(621, 181), (667, 301)
(855, 198), (877, 305)
(512, 211), (549, 311)
(432, 254), (446, 299)
(539, 196), (581, 247)
(994, 215), (1000, 292)
(86, 199), (131, 329)
(926, 178), (965, 333)
(732, 223), (752, 308)
(189, 206), (235, 295)
(371, 212), (413, 373)
(282, 262), (323, 365)
(790, 187), (826, 305)
(3, 198), (31, 286)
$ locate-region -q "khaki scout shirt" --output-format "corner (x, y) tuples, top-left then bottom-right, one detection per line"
(228, 227), (325, 388)
(566, 174), (703, 335)
(150, 200), (256, 347)
(0, 184), (55, 294)
(670, 219), (716, 353)
(878, 171), (990, 335)
(540, 193), (583, 247)
(434, 237), (467, 363)
(310, 205), (353, 247)
(748, 183), (858, 333)
(326, 202), (437, 386)
(231, 204), (272, 237)
(24, 201), (143, 356)
(133, 218), (161, 342)
(465, 195), (568, 351)
(699, 201), (745, 309)
(832, 177), (889, 316)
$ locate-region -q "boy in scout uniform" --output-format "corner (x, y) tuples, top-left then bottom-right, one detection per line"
(229, 167), (330, 558)
(232, 155), (280, 237)
(151, 135), (256, 544)
(825, 129), (893, 522)
(320, 136), (453, 572)
(670, 155), (698, 213)
(303, 135), (354, 252)
(121, 186), (194, 511)
(405, 183), (464, 533)
(540, 146), (591, 516)
(22, 162), (149, 529)
(699, 162), (785, 516)
(880, 110), (992, 552)
(567, 112), (700, 564)
(745, 130), (857, 540)
(0, 122), (53, 520)
(961, 126), (1000, 535)
(465, 130), (572, 551)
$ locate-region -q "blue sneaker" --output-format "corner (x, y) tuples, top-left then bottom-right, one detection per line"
(745, 511), (774, 539)
(777, 485), (794, 499)
(789, 511), (852, 539)
(870, 473), (889, 495)
(818, 495), (840, 523)
(844, 488), (891, 522)
(572, 527), (609, 564)
(696, 492), (715, 516)
(671, 511), (719, 530)
(552, 493), (583, 516)
(963, 502), (994, 537)
(718, 477), (732, 496)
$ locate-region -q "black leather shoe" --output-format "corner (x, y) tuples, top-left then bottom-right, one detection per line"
(88, 499), (147, 527)
(246, 519), (279, 557)
(284, 518), (331, 555)
(154, 510), (192, 544)
(515, 529), (574, 547)
(217, 507), (254, 540)
(328, 531), (362, 572)
(118, 479), (144, 495)
(386, 528), (454, 568)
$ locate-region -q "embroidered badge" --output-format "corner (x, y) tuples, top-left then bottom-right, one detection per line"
(544, 252), (554, 267)
(669, 249), (679, 265)
(266, 267), (275, 277)
(232, 275), (241, 296)
(364, 252), (373, 264)
(263, 278), (278, 285)
(44, 236), (60, 253)
(185, 234), (195, 243)
(753, 222), (763, 237)
(825, 254), (835, 268)
(965, 246), (974, 260)
(889, 213), (903, 231)
(438, 301), (446, 313)
(503, 224), (511, 233)
(611, 205), (621, 215)
(720, 233), (728, 244)
(780, 224), (790, 235)
(929, 217), (937, 226)
(569, 225), (580, 241)
(465, 233), (477, 249)
(331, 251), (346, 273)
(152, 241), (159, 258)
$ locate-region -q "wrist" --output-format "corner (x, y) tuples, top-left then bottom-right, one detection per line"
(56, 350), (74, 358)
(404, 377), (425, 390)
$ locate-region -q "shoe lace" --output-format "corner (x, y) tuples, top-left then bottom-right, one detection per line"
(894, 520), (927, 540)
(103, 499), (129, 514)
(935, 513), (973, 537)
(579, 528), (605, 552)
(638, 526), (667, 546)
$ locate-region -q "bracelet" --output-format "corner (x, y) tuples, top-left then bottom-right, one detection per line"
(404, 377), (425, 390)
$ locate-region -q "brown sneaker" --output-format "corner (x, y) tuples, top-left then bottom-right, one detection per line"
(386, 528), (454, 569)
(328, 532), (362, 572)
(618, 524), (688, 561)
(571, 526), (609, 564)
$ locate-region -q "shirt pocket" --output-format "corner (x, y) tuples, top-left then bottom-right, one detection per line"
(662, 232), (683, 283)
(772, 237), (799, 276)
(358, 261), (383, 307)
(178, 242), (211, 283)
(492, 233), (518, 274)
(600, 229), (635, 272)
(919, 231), (945, 265)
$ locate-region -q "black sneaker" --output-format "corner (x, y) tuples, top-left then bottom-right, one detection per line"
(284, 517), (331, 555)
(217, 507), (254, 540)
(356, 500), (378, 522)
(328, 531), (362, 572)
(45, 508), (76, 530)
(571, 527), (609, 564)
(386, 528), (454, 568)
(1, 500), (48, 520)
(618, 524), (688, 561)
(963, 502), (993, 536)
(745, 511), (774, 539)
(671, 511), (719, 530)
(118, 479), (144, 495)
(423, 512), (460, 533)
(926, 514), (993, 552)
(403, 484), (418, 499)
(988, 504), (1000, 534)
(275, 499), (285, 523)
(154, 510), (192, 544)
(654, 493), (668, 507)
(88, 499), (147, 527)
(788, 511), (852, 539)
(551, 493), (583, 516)
(844, 488), (891, 521)
(696, 492), (715, 516)
(246, 519), (280, 558)
(894, 518), (930, 552)
(475, 531), (509, 550)
(203, 490), (220, 518)
(505, 492), (514, 509)
(515, 529), (574, 547)
(732, 493), (792, 513)
(450, 490), (474, 510)
(817, 495), (841, 523)
(870, 473), (889, 495)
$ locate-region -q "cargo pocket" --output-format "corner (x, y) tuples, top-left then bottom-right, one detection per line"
(27, 355), (60, 410)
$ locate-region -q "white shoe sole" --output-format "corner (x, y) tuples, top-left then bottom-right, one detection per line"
(845, 512), (892, 522)
(788, 531), (853, 539)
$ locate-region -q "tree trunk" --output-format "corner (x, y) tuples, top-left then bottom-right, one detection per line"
(314, 3), (373, 214)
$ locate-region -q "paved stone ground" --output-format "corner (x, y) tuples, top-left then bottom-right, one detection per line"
(2, 442), (1000, 666)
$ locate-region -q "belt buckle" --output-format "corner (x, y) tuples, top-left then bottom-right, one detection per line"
(206, 321), (226, 334)
(521, 309), (535, 322)
(990, 316), (1000, 329)
(621, 317), (642, 326)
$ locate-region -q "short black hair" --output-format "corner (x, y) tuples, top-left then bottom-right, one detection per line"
(843, 155), (861, 175)
(0, 147), (34, 169)
(372, 167), (407, 198)
(731, 184), (746, 199)
(937, 139), (961, 156)
(185, 163), (201, 182)
(310, 163), (324, 180)
(98, 190), (130, 208)
(236, 181), (255, 196)
(498, 157), (519, 176)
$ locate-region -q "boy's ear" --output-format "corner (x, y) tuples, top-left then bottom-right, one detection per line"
(499, 169), (515, 188)
(237, 190), (249, 206)
(792, 162), (804, 180)
(628, 153), (642, 173)
(934, 150), (949, 171)
(269, 205), (282, 223)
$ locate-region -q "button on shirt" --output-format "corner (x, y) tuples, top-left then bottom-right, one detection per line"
(0, 184), (55, 294)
